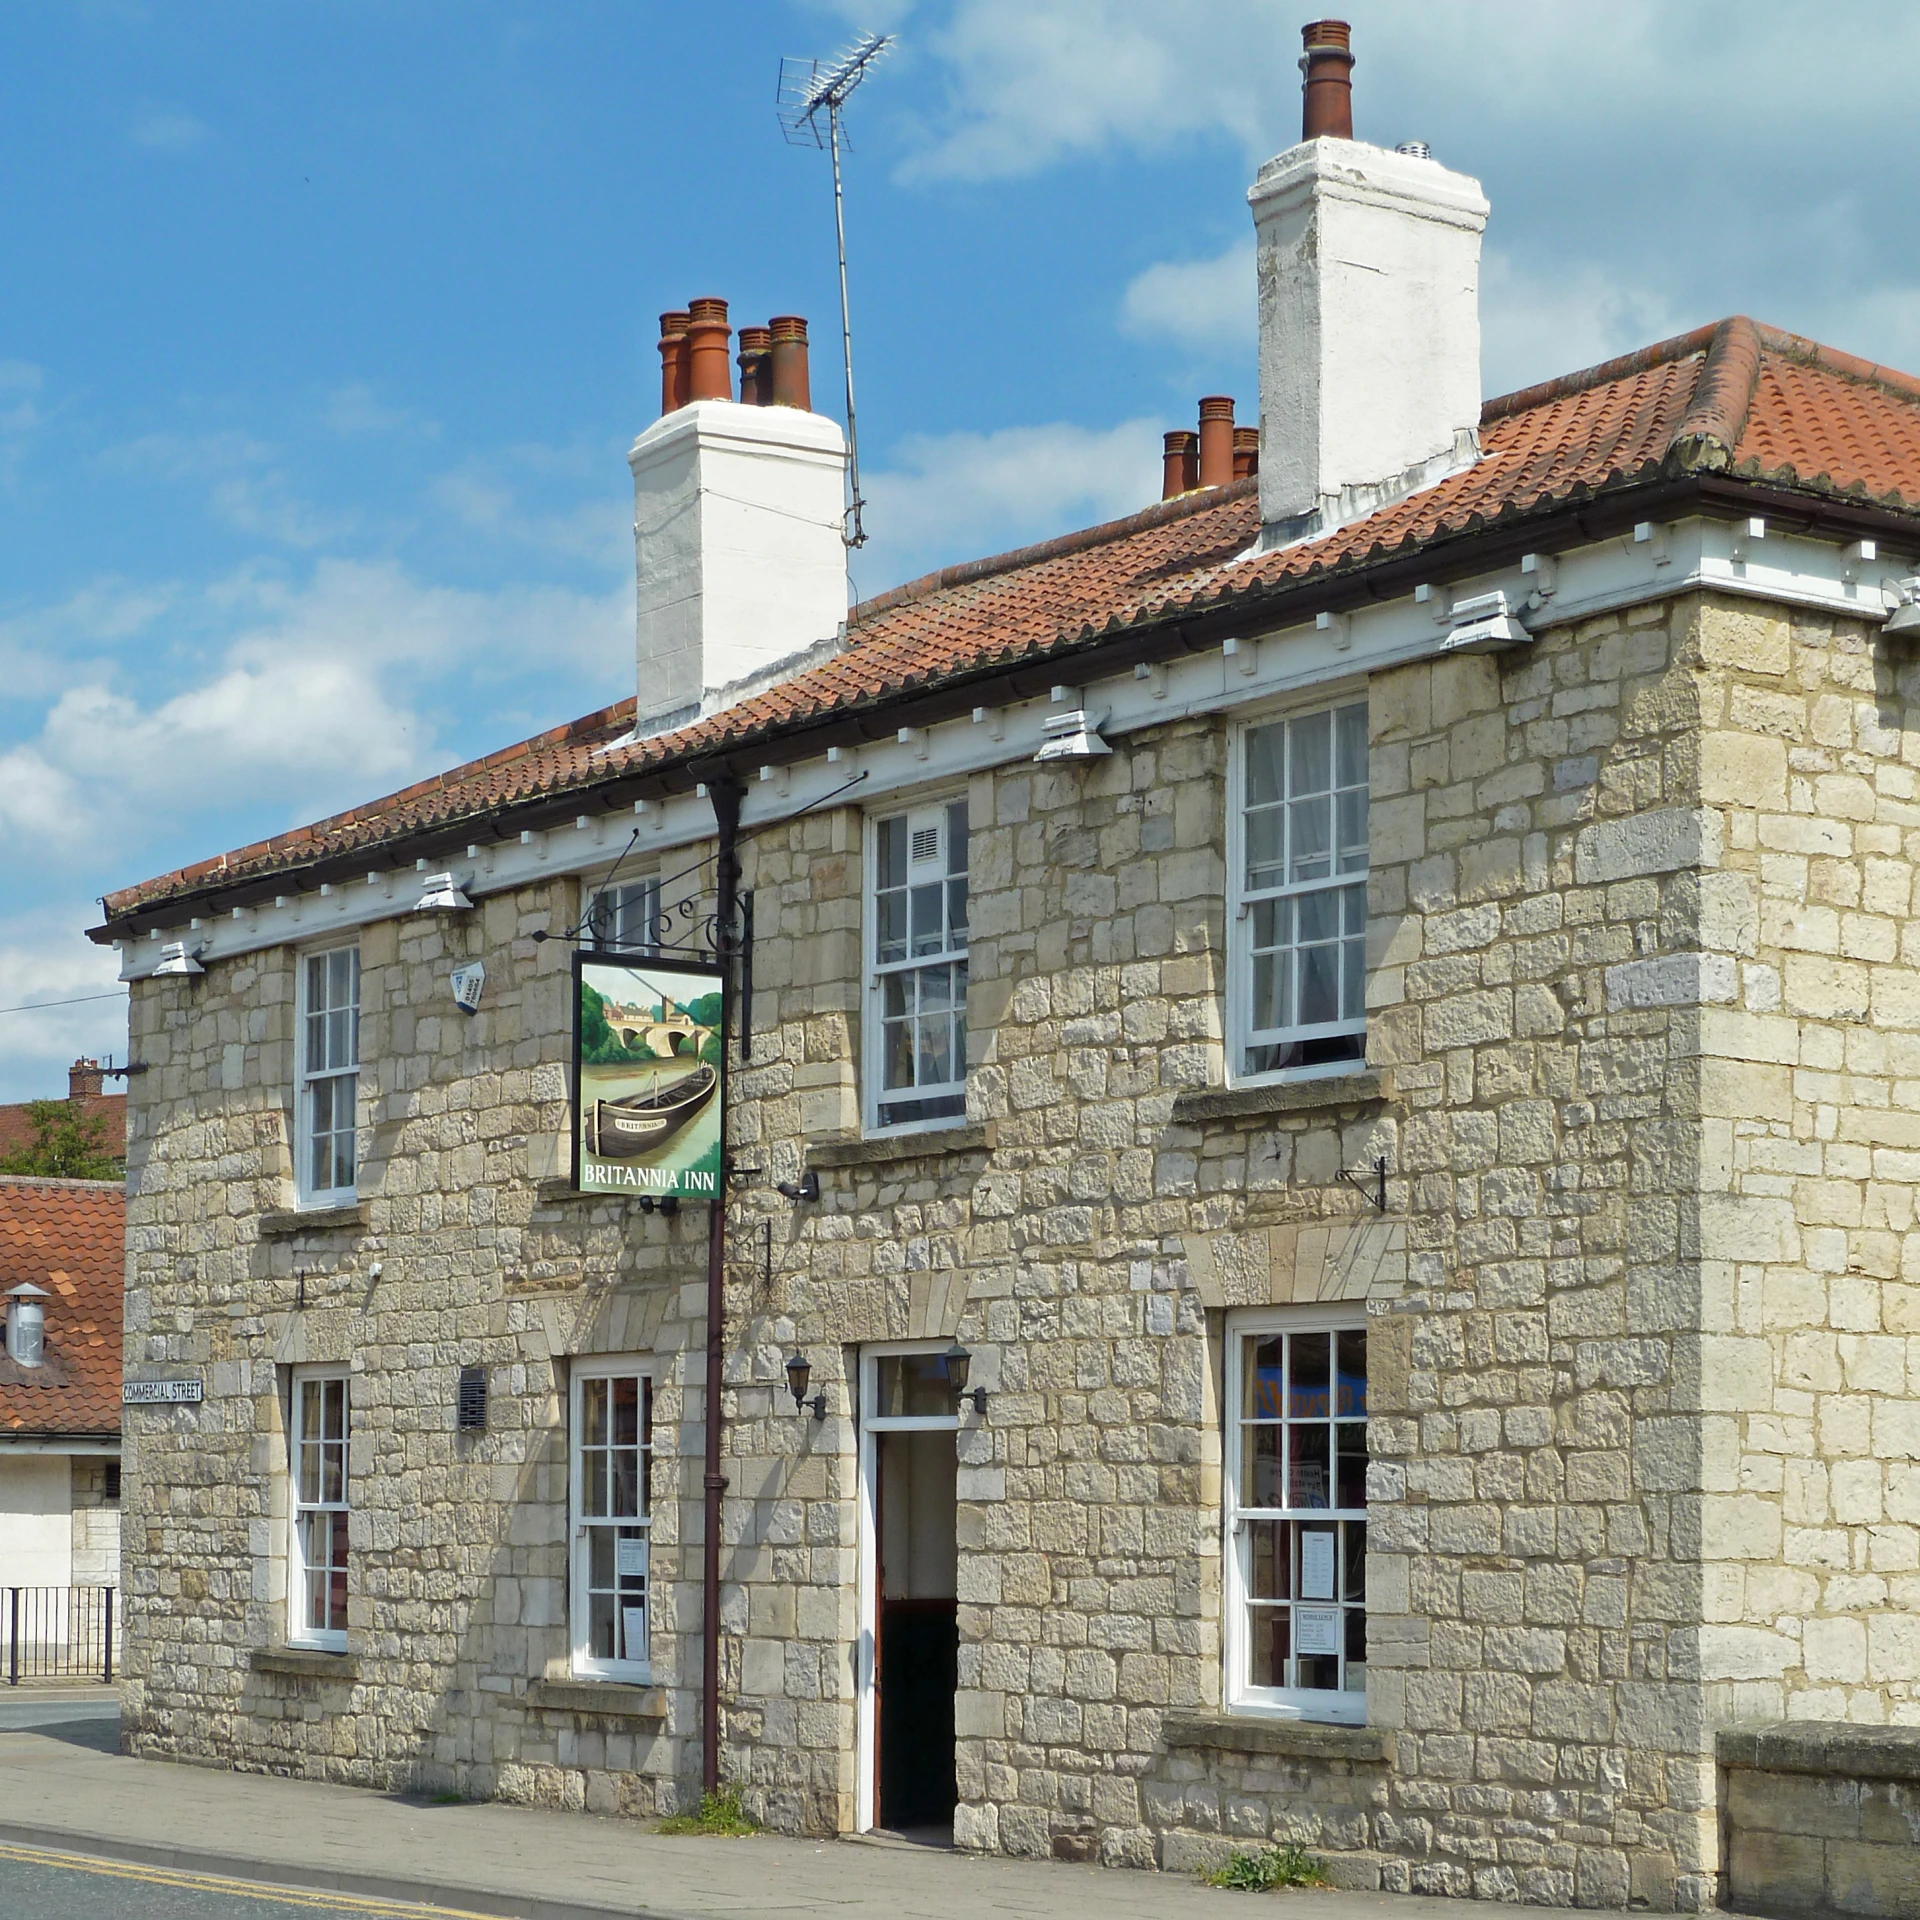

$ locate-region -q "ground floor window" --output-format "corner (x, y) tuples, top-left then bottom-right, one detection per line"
(289, 1367), (350, 1650)
(1224, 1310), (1367, 1721)
(570, 1359), (653, 1681)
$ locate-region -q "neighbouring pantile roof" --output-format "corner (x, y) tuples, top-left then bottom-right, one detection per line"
(0, 1095), (126, 1166)
(0, 1177), (123, 1436)
(100, 316), (1920, 929)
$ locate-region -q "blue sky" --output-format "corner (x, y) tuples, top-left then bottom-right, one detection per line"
(6, 0), (1920, 1098)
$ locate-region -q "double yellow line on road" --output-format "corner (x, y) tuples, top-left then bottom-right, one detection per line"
(0, 1838), (506, 1917)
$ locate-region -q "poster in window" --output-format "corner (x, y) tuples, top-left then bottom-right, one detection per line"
(615, 1535), (649, 1579)
(1294, 1605), (1342, 1656)
(1299, 1529), (1336, 1601)
(574, 953), (725, 1199)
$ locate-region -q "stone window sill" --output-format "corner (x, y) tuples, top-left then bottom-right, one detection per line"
(1718, 1720), (1920, 1786)
(808, 1122), (994, 1170)
(250, 1646), (359, 1681)
(1171, 1072), (1384, 1126)
(1160, 1711), (1389, 1763)
(525, 1678), (666, 1720)
(258, 1202), (369, 1237)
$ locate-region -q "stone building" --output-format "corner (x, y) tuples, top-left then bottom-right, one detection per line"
(97, 22), (1920, 1912)
(0, 1176), (124, 1592)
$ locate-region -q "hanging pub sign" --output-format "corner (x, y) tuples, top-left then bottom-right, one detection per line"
(573, 951), (725, 1200)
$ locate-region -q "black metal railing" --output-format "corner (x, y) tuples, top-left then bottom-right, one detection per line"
(0, 1587), (118, 1684)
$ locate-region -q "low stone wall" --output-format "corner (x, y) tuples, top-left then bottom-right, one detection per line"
(1144, 1716), (1394, 1889)
(1720, 1724), (1920, 1919)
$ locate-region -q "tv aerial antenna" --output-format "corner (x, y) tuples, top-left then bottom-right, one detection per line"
(778, 31), (893, 550)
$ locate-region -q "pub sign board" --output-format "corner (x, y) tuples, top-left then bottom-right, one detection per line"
(573, 951), (725, 1200)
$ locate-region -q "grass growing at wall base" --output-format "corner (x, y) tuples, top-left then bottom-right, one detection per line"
(1203, 1845), (1332, 1891)
(657, 1790), (759, 1837)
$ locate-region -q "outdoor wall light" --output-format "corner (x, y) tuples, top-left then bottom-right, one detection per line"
(784, 1350), (827, 1421)
(776, 1169), (821, 1204)
(941, 1342), (987, 1416)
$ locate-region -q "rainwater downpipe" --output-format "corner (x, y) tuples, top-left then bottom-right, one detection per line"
(701, 775), (743, 1799)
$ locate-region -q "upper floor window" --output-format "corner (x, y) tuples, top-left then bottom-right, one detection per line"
(297, 947), (360, 1203)
(581, 877), (663, 954)
(570, 1359), (654, 1682)
(866, 800), (968, 1131)
(289, 1365), (350, 1651)
(1224, 1311), (1368, 1723)
(1232, 702), (1368, 1081)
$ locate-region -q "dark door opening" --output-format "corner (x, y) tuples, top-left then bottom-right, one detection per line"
(875, 1426), (957, 1832)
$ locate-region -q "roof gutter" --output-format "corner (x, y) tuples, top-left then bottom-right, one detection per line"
(92, 468), (1920, 944)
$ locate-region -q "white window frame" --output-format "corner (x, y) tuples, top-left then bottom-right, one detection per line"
(863, 796), (970, 1136)
(294, 944), (360, 1206)
(1222, 1305), (1369, 1724)
(287, 1365), (350, 1652)
(569, 1357), (655, 1683)
(580, 875), (664, 955)
(1226, 697), (1369, 1086)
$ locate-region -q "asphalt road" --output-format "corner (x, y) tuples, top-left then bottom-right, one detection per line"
(0, 1695), (488, 1919)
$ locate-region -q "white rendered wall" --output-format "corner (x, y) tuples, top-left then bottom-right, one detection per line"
(0, 1454), (73, 1588)
(628, 400), (849, 732)
(1250, 137), (1488, 534)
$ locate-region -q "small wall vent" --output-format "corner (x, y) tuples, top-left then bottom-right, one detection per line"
(457, 1365), (488, 1432)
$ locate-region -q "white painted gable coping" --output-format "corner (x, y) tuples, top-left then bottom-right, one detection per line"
(114, 516), (1911, 979)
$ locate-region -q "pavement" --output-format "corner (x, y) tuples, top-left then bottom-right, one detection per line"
(0, 1691), (1543, 1920)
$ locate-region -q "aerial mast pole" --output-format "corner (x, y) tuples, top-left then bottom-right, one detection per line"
(779, 33), (893, 551)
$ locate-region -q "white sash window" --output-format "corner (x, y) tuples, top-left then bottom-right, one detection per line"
(570, 1360), (654, 1681)
(1231, 702), (1368, 1081)
(1224, 1311), (1368, 1721)
(289, 1367), (350, 1651)
(866, 799), (969, 1131)
(296, 946), (360, 1203)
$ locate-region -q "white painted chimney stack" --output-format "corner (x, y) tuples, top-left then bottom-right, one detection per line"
(628, 301), (848, 737)
(1250, 21), (1488, 540)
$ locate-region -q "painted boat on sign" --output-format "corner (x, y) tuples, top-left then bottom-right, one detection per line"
(584, 1064), (717, 1158)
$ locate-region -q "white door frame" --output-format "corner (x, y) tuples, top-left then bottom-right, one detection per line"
(854, 1340), (961, 1834)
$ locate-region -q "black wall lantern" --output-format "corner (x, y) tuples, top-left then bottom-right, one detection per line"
(784, 1350), (827, 1421)
(941, 1342), (987, 1416)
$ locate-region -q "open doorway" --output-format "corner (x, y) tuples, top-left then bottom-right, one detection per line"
(857, 1346), (959, 1838)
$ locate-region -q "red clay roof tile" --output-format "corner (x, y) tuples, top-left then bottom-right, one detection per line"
(99, 316), (1920, 926)
(0, 1178), (123, 1435)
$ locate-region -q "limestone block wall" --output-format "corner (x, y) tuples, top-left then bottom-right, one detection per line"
(1363, 597), (1719, 1908)
(1684, 603), (1920, 1726)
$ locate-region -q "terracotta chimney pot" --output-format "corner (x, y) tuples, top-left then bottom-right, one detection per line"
(1300, 19), (1354, 141)
(685, 297), (733, 403)
(736, 326), (773, 406)
(1198, 396), (1236, 488)
(658, 310), (690, 417)
(769, 316), (811, 410)
(1233, 425), (1261, 480)
(1162, 430), (1199, 499)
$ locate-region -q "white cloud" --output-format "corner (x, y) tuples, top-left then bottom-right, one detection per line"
(0, 559), (630, 859)
(0, 904), (126, 1105)
(432, 458), (630, 570)
(131, 107), (210, 152)
(326, 383), (438, 438)
(857, 415), (1165, 595)
(1120, 241), (1254, 351)
(1478, 252), (1685, 399)
(101, 429), (353, 548)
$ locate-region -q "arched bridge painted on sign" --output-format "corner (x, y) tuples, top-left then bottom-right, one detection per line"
(604, 999), (705, 1059)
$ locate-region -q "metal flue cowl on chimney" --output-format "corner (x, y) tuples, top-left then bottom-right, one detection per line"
(5, 1284), (47, 1368)
(1250, 19), (1487, 542)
